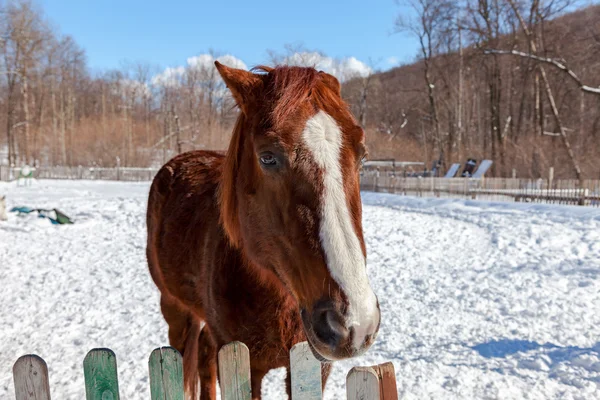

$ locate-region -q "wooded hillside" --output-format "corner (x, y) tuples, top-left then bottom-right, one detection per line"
(1, 0), (599, 179)
(344, 2), (600, 179)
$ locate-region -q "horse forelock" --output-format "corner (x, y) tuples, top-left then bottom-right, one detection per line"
(252, 65), (347, 129)
(218, 65), (345, 248)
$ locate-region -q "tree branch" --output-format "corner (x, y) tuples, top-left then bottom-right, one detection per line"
(484, 49), (600, 95)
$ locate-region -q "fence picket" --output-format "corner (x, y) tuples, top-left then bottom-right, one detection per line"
(148, 347), (184, 400)
(83, 348), (120, 400)
(11, 342), (401, 399)
(13, 355), (51, 400)
(290, 342), (322, 400)
(347, 366), (381, 400)
(374, 362), (398, 400)
(218, 341), (252, 400)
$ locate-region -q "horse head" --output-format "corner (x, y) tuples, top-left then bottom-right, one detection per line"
(216, 62), (380, 361)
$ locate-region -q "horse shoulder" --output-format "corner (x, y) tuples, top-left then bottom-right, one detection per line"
(147, 151), (225, 303)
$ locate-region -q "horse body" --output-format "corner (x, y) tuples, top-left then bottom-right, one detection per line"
(147, 63), (379, 399)
(147, 150), (308, 398)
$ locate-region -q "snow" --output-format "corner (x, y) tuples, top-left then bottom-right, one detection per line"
(1, 180), (599, 399)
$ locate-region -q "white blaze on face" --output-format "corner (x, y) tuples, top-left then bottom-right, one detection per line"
(301, 110), (378, 349)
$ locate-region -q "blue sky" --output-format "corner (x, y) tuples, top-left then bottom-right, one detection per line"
(38, 0), (419, 74)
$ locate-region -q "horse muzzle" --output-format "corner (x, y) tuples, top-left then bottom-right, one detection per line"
(300, 298), (380, 362)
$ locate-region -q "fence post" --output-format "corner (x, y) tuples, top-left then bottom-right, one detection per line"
(149, 347), (184, 400)
(13, 355), (51, 400)
(290, 342), (322, 400)
(579, 188), (590, 206)
(83, 348), (120, 400)
(548, 167), (554, 191)
(218, 341), (252, 400)
(373, 362), (398, 400)
(346, 362), (398, 400)
(347, 366), (380, 400)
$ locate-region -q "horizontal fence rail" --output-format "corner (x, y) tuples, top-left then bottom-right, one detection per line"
(3, 164), (599, 207)
(0, 166), (159, 182)
(11, 341), (398, 400)
(2, 164), (599, 207)
(360, 168), (600, 207)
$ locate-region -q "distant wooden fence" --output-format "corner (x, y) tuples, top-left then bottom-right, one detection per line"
(0, 166), (158, 182)
(3, 164), (599, 207)
(12, 341), (398, 400)
(361, 168), (600, 207)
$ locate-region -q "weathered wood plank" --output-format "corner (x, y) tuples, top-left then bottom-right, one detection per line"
(13, 355), (51, 400)
(149, 347), (184, 400)
(83, 348), (120, 400)
(374, 362), (398, 400)
(347, 366), (381, 400)
(218, 341), (252, 400)
(290, 342), (322, 400)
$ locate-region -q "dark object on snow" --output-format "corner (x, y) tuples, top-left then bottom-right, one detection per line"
(52, 209), (74, 224)
(461, 158), (477, 177)
(10, 206), (74, 225)
(430, 159), (443, 177)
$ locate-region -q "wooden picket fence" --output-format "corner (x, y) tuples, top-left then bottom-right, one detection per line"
(0, 165), (159, 182)
(12, 341), (397, 400)
(360, 167), (600, 207)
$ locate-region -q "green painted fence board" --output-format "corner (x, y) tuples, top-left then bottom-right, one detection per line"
(13, 355), (51, 400)
(148, 347), (184, 400)
(218, 341), (252, 400)
(290, 342), (322, 400)
(83, 348), (120, 400)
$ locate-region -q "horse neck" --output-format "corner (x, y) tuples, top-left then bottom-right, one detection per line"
(218, 112), (296, 302)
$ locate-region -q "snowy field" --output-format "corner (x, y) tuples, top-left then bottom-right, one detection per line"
(1, 179), (600, 399)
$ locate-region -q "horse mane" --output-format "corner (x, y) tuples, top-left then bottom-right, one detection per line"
(219, 113), (245, 247)
(219, 65), (338, 247)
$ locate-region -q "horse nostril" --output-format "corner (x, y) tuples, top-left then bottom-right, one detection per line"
(312, 308), (349, 348)
(363, 332), (377, 348)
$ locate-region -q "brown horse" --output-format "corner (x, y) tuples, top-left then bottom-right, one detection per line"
(146, 62), (380, 399)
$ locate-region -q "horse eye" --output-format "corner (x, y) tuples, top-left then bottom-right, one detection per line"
(259, 153), (278, 167)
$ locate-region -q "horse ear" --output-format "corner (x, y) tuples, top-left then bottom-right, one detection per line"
(215, 61), (261, 114)
(319, 71), (341, 96)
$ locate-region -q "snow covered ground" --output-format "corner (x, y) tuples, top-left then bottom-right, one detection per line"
(1, 180), (599, 399)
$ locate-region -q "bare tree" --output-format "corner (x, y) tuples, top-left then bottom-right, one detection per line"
(503, 0), (583, 181)
(1, 1), (51, 165)
(485, 49), (600, 95)
(396, 0), (456, 169)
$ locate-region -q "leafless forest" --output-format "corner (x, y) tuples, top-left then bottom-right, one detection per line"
(1, 0), (600, 178)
